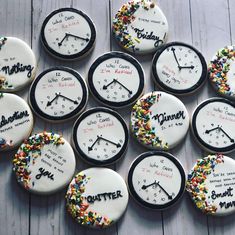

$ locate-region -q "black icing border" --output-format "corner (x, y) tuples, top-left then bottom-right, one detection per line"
(152, 42), (207, 95)
(191, 97), (235, 153)
(72, 107), (129, 166)
(127, 151), (186, 210)
(88, 51), (145, 108)
(41, 8), (96, 60)
(29, 66), (88, 122)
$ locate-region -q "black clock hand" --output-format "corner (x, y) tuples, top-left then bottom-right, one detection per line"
(58, 34), (68, 46)
(205, 126), (220, 134)
(219, 127), (235, 143)
(88, 136), (100, 151)
(103, 79), (116, 90)
(156, 181), (173, 200)
(46, 92), (60, 107)
(179, 65), (195, 69)
(98, 136), (121, 148)
(141, 180), (157, 190)
(114, 79), (132, 95)
(66, 33), (89, 42)
(57, 94), (78, 105)
(171, 47), (181, 69)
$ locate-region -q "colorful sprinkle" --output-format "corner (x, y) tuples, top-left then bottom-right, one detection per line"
(131, 92), (168, 149)
(186, 154), (224, 214)
(66, 172), (113, 228)
(12, 132), (64, 190)
(208, 45), (235, 98)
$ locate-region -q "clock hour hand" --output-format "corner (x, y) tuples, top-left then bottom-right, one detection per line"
(205, 126), (220, 134)
(46, 92), (60, 107)
(66, 33), (89, 42)
(156, 181), (173, 200)
(58, 34), (68, 46)
(114, 79), (132, 95)
(219, 127), (234, 143)
(98, 136), (121, 148)
(103, 79), (115, 90)
(141, 180), (157, 190)
(57, 94), (78, 105)
(88, 135), (100, 151)
(179, 65), (195, 69)
(171, 47), (181, 69)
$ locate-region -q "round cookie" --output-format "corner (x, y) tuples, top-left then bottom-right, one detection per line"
(128, 151), (186, 210)
(152, 42), (207, 95)
(88, 51), (145, 108)
(0, 93), (34, 151)
(187, 154), (235, 216)
(208, 45), (235, 100)
(0, 37), (37, 92)
(66, 168), (129, 228)
(191, 98), (235, 153)
(29, 67), (88, 122)
(41, 8), (96, 60)
(130, 91), (189, 150)
(13, 132), (76, 195)
(72, 107), (128, 166)
(113, 0), (168, 54)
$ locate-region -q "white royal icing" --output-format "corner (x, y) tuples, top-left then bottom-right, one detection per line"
(66, 168), (129, 228)
(0, 93), (33, 151)
(187, 154), (235, 216)
(13, 132), (76, 195)
(131, 91), (189, 150)
(0, 37), (37, 91)
(113, 0), (168, 54)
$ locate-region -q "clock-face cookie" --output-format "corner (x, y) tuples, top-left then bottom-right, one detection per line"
(13, 132), (76, 195)
(72, 107), (128, 165)
(208, 45), (235, 100)
(187, 154), (235, 216)
(66, 168), (129, 228)
(41, 8), (96, 60)
(131, 91), (189, 150)
(0, 93), (34, 151)
(29, 67), (88, 122)
(113, 0), (168, 54)
(0, 37), (37, 91)
(152, 42), (207, 95)
(128, 151), (186, 210)
(88, 51), (145, 108)
(191, 98), (235, 153)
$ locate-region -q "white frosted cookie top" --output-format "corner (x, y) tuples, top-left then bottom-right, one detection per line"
(66, 168), (129, 228)
(187, 154), (235, 216)
(0, 93), (33, 151)
(113, 0), (168, 54)
(13, 132), (76, 195)
(0, 37), (36, 91)
(131, 91), (189, 150)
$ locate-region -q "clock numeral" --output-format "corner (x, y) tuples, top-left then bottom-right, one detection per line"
(55, 72), (61, 76)
(54, 112), (57, 115)
(58, 13), (64, 17)
(114, 59), (119, 64)
(96, 113), (102, 118)
(161, 197), (165, 201)
(69, 106), (74, 110)
(47, 96), (50, 99)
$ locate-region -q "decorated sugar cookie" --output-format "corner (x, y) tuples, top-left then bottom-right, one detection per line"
(0, 37), (37, 91)
(130, 91), (189, 150)
(88, 51), (145, 108)
(13, 132), (76, 194)
(187, 154), (235, 216)
(41, 8), (96, 60)
(72, 107), (128, 165)
(113, 0), (168, 54)
(128, 151), (186, 210)
(29, 67), (88, 122)
(152, 42), (207, 95)
(208, 45), (235, 100)
(0, 93), (34, 151)
(66, 168), (129, 228)
(191, 98), (235, 153)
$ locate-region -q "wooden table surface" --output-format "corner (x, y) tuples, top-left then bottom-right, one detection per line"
(0, 0), (234, 234)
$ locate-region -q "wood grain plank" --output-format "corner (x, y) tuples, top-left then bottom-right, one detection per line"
(0, 0), (32, 235)
(30, 0), (117, 234)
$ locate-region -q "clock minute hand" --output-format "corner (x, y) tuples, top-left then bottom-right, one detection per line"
(88, 136), (100, 151)
(114, 79), (132, 94)
(156, 181), (173, 200)
(98, 136), (121, 148)
(219, 127), (235, 143)
(66, 33), (89, 42)
(58, 94), (78, 105)
(171, 47), (181, 69)
(141, 180), (157, 190)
